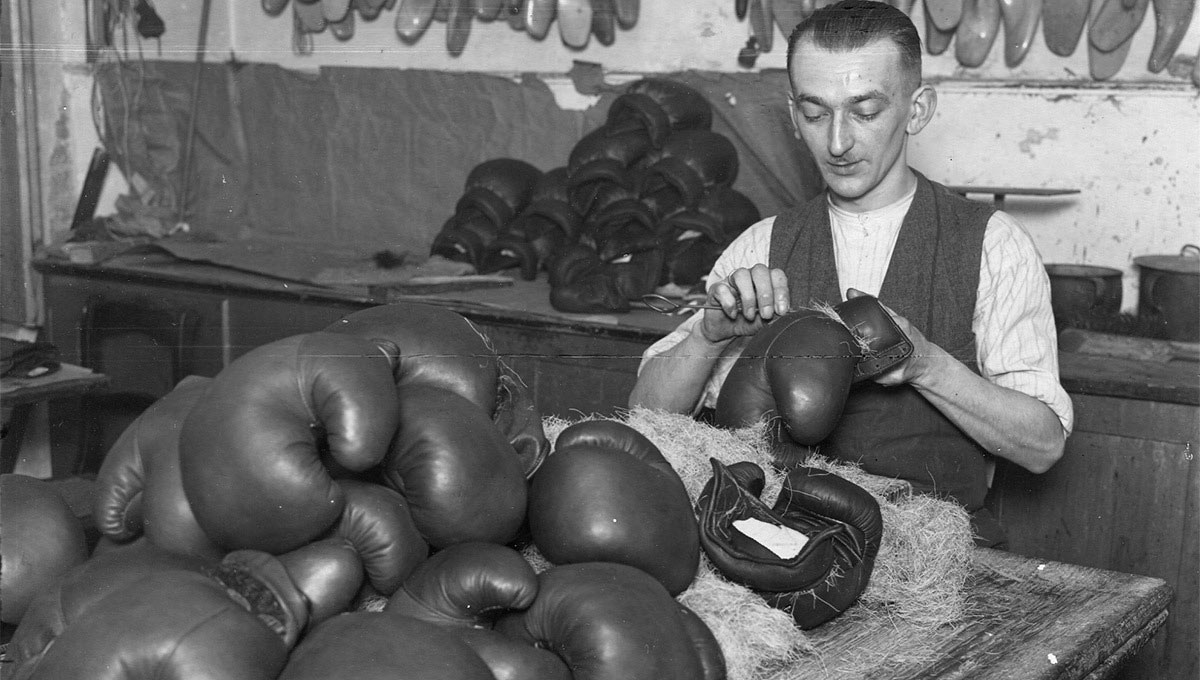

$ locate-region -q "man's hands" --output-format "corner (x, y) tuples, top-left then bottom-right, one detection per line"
(700, 265), (792, 344)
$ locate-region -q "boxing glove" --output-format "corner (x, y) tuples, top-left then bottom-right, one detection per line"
(493, 369), (550, 478)
(325, 479), (429, 597)
(762, 465), (883, 629)
(713, 308), (863, 446)
(478, 231), (541, 280)
(430, 212), (500, 270)
(5, 541), (350, 680)
(180, 331), (401, 553)
(567, 126), (654, 195)
(494, 562), (708, 680)
(386, 542), (538, 627)
(381, 384), (528, 548)
(93, 375), (222, 561)
(528, 420), (699, 594)
(522, 165), (584, 240)
(696, 458), (841, 591)
(549, 269), (632, 313)
(325, 302), (499, 411)
(658, 186), (761, 288)
(455, 157), (543, 229)
(714, 295), (912, 446)
(606, 78), (714, 145)
(0, 474), (88, 626)
(639, 129), (739, 208)
(454, 627), (574, 680)
(279, 610), (496, 680)
(328, 303), (548, 475)
(678, 603), (728, 680)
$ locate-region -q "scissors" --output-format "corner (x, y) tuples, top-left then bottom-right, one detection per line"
(640, 293), (744, 316)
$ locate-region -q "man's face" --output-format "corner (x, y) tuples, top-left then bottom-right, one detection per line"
(788, 37), (919, 211)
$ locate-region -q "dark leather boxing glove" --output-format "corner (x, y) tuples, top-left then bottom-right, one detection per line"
(567, 126), (654, 194)
(677, 603), (728, 680)
(386, 542), (538, 627)
(94, 375), (222, 561)
(658, 186), (761, 288)
(713, 308), (863, 446)
(455, 157), (543, 229)
(528, 420), (699, 594)
(549, 270), (632, 313)
(493, 369), (550, 478)
(180, 331), (401, 553)
(279, 610), (496, 680)
(454, 627), (574, 680)
(714, 295), (912, 447)
(328, 303), (548, 476)
(762, 465), (883, 629)
(325, 302), (499, 411)
(696, 458), (841, 591)
(5, 542), (345, 680)
(325, 479), (429, 597)
(606, 77), (714, 145)
(0, 474), (88, 626)
(494, 562), (708, 680)
(382, 384), (528, 548)
(639, 129), (739, 208)
(430, 212), (499, 270)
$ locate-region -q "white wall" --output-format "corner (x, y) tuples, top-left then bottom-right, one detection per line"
(32, 0), (1200, 310)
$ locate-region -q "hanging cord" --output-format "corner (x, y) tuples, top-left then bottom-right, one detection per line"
(175, 0), (213, 230)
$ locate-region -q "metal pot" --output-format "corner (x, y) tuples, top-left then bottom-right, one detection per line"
(1044, 264), (1123, 328)
(1134, 244), (1200, 342)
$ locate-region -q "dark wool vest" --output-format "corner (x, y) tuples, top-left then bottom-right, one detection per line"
(768, 171), (997, 520)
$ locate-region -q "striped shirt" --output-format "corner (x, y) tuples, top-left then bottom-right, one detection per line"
(640, 189), (1075, 435)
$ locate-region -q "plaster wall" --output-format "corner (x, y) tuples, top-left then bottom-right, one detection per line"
(27, 0), (1200, 312)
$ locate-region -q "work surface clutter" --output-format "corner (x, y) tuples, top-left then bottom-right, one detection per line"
(2, 301), (1012, 680)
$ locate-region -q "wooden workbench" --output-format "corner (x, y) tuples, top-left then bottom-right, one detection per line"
(786, 548), (1171, 679)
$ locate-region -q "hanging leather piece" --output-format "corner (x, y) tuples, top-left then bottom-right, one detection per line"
(295, 0), (328, 32)
(506, 0), (527, 29)
(476, 0), (504, 20)
(999, 0), (1042, 66)
(263, 0), (291, 17)
(924, 1), (956, 54)
(614, 0), (638, 28)
(558, 0), (594, 48)
(1089, 0), (1151, 52)
(446, 0), (475, 56)
(955, 0), (1001, 67)
(322, 0), (352, 22)
(1088, 0), (1136, 78)
(525, 0), (556, 39)
(772, 0), (812, 45)
(1042, 0), (1090, 55)
(1147, 0), (1195, 72)
(354, 0), (390, 20)
(396, 0), (438, 42)
(925, 0), (964, 31)
(592, 0), (617, 45)
(749, 0), (774, 52)
(330, 5), (356, 38)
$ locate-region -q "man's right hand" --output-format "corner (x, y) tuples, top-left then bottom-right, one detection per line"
(700, 264), (791, 344)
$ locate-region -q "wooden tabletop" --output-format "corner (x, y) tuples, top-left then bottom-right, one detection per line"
(781, 548), (1172, 680)
(0, 363), (109, 408)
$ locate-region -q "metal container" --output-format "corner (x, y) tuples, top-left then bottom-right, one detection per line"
(1134, 245), (1200, 342)
(1044, 264), (1123, 328)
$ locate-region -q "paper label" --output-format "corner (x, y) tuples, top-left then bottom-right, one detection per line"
(733, 517), (809, 559)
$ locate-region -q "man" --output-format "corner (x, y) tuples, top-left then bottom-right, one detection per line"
(628, 0), (1072, 546)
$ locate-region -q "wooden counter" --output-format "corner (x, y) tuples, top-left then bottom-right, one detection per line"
(31, 254), (1200, 678)
(791, 547), (1171, 680)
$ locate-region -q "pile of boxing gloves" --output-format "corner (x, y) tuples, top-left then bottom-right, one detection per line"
(431, 77), (763, 314)
(0, 297), (901, 678)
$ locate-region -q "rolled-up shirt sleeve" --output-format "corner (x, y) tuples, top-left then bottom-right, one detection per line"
(975, 211), (1075, 437)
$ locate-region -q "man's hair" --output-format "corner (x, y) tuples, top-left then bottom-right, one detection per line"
(786, 1), (923, 89)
